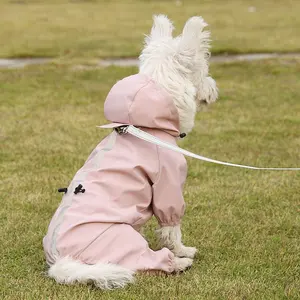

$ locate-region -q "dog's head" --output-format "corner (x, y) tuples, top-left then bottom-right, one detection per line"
(139, 15), (218, 134)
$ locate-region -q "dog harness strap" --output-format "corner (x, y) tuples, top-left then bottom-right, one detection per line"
(120, 125), (300, 171)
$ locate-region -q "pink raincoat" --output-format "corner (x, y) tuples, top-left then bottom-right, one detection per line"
(43, 74), (187, 273)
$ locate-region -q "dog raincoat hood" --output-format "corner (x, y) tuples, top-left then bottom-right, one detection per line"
(102, 74), (180, 137)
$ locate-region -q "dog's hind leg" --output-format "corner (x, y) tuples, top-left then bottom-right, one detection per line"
(75, 223), (192, 275)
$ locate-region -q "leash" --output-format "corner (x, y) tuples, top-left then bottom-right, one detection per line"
(115, 125), (300, 171)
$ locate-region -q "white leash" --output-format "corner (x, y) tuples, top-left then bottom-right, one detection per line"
(116, 125), (300, 171)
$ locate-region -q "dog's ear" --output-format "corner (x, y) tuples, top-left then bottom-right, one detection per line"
(177, 16), (210, 67)
(145, 15), (174, 44)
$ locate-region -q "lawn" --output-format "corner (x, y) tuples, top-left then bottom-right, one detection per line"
(1, 0), (300, 58)
(1, 58), (299, 299)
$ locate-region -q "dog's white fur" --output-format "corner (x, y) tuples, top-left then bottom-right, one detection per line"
(157, 225), (197, 258)
(139, 15), (218, 134)
(48, 14), (217, 289)
(48, 257), (135, 289)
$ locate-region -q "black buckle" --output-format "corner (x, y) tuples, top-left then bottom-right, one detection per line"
(74, 184), (85, 194)
(58, 187), (68, 194)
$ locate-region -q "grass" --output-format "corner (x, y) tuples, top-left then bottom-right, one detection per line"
(1, 58), (300, 299)
(1, 0), (300, 59)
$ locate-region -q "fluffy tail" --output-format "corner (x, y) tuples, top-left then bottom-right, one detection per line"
(48, 257), (135, 289)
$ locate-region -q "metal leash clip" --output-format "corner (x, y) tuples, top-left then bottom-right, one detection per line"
(115, 126), (129, 135)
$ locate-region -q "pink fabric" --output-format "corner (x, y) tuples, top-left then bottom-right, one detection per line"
(103, 74), (180, 136)
(43, 74), (187, 273)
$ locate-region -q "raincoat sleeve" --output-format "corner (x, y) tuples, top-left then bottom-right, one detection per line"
(152, 146), (187, 227)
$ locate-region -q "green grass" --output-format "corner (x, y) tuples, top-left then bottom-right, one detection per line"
(1, 0), (300, 58)
(1, 59), (300, 299)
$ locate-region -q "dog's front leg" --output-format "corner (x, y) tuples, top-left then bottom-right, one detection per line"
(157, 225), (197, 259)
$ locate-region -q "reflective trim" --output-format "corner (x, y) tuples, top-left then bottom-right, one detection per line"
(50, 131), (117, 258)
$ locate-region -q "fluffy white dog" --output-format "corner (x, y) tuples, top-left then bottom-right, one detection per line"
(43, 15), (218, 289)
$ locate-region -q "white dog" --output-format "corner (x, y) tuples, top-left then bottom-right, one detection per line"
(43, 15), (218, 289)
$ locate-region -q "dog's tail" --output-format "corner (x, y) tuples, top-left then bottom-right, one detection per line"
(48, 256), (135, 289)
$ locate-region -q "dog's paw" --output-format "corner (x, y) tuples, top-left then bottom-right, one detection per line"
(173, 257), (193, 272)
(173, 246), (197, 259)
